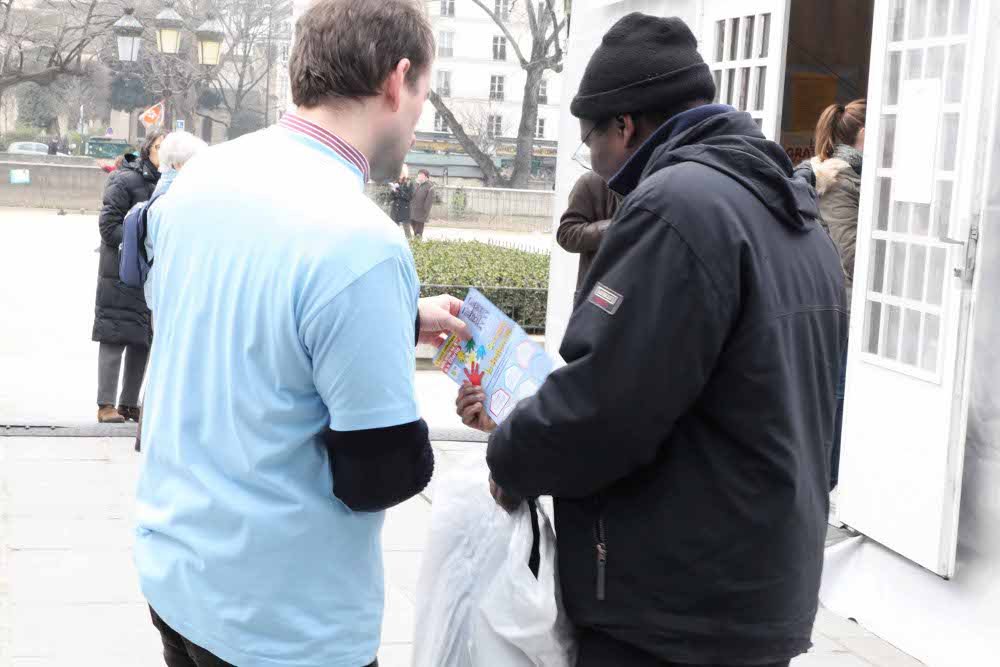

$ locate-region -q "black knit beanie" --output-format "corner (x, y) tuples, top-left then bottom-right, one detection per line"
(571, 13), (717, 121)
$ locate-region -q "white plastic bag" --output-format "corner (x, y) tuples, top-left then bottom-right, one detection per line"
(479, 497), (577, 667)
(412, 456), (576, 667)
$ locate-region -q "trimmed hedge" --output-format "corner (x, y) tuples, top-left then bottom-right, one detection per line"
(410, 239), (549, 334)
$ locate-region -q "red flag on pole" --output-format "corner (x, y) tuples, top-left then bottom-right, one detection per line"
(140, 101), (165, 129)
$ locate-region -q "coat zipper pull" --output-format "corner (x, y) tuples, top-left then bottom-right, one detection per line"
(595, 516), (607, 601)
(596, 541), (607, 601)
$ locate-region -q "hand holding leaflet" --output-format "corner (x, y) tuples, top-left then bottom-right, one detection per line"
(435, 288), (553, 425)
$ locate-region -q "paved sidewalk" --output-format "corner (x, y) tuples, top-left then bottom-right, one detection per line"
(0, 436), (923, 667)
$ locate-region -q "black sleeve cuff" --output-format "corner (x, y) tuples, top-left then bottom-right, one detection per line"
(415, 312), (421, 346)
(322, 419), (434, 512)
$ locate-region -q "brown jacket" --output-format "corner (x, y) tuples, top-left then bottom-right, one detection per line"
(410, 180), (434, 224)
(557, 171), (620, 292)
(811, 156), (860, 305)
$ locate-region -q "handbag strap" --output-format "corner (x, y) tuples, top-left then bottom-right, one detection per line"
(527, 498), (541, 579)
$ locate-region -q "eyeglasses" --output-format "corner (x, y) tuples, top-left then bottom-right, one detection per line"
(571, 123), (602, 172)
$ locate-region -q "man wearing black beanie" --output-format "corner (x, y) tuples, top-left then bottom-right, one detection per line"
(479, 12), (849, 667)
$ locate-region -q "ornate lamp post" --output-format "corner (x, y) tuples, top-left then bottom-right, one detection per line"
(195, 14), (225, 67)
(112, 8), (144, 63)
(154, 1), (184, 55)
(114, 4), (225, 132)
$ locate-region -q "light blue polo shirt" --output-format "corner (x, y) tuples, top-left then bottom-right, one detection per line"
(135, 121), (419, 667)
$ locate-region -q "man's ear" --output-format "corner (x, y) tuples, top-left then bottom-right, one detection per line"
(622, 114), (643, 150)
(383, 58), (413, 112)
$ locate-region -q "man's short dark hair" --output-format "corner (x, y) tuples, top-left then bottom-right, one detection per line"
(418, 169), (430, 178)
(290, 0), (434, 108)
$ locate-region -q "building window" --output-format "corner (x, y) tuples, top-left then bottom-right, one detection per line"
(490, 75), (505, 101)
(495, 0), (510, 19)
(279, 43), (290, 64)
(434, 112), (450, 133)
(437, 70), (452, 97)
(538, 79), (548, 104)
(438, 31), (454, 58)
(440, 0), (455, 16)
(535, 117), (545, 139)
(487, 114), (503, 138)
(492, 36), (507, 61)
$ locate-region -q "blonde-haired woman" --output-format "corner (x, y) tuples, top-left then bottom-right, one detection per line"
(797, 98), (866, 500)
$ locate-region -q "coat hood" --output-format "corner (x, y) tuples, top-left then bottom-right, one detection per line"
(611, 110), (819, 231)
(810, 156), (861, 196)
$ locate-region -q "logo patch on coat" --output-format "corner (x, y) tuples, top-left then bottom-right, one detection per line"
(589, 283), (623, 315)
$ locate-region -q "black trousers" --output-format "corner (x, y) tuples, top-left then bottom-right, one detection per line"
(150, 607), (378, 667)
(576, 629), (791, 667)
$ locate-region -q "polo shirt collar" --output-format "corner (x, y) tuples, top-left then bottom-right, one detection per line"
(279, 113), (371, 184)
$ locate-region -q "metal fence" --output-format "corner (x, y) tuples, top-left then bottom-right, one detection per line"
(368, 183), (555, 233)
(420, 284), (548, 335)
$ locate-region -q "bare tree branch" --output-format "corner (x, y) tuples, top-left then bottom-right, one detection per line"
(194, 109), (229, 127)
(428, 89), (505, 186)
(470, 0), (529, 67)
(543, 0), (564, 56)
(0, 64), (81, 91)
(523, 0), (538, 36)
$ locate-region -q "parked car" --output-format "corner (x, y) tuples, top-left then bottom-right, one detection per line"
(84, 137), (133, 160)
(6, 141), (49, 155)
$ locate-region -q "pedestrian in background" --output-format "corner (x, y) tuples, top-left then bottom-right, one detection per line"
(390, 164), (414, 237)
(140, 130), (210, 308)
(119, 130), (208, 452)
(795, 98), (866, 502)
(460, 13), (846, 667)
(557, 170), (619, 298)
(409, 168), (434, 240)
(93, 129), (164, 424)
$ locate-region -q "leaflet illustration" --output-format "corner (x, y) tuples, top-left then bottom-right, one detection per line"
(434, 288), (554, 424)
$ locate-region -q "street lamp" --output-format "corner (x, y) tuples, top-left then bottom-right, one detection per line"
(113, 8), (144, 63)
(155, 1), (185, 55)
(195, 14), (225, 66)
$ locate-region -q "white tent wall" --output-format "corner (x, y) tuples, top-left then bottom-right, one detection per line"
(821, 5), (1000, 663)
(544, 0), (699, 356)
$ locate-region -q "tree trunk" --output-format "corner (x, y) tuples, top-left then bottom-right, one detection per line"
(508, 65), (544, 189)
(428, 89), (507, 187)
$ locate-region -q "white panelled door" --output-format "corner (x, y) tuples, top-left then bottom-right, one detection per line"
(840, 0), (994, 578)
(701, 0), (791, 140)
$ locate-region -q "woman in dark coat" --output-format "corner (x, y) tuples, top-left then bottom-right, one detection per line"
(94, 130), (164, 423)
(389, 166), (414, 237)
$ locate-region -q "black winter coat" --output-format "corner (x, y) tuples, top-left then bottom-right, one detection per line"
(93, 156), (159, 346)
(487, 111), (848, 664)
(389, 180), (413, 223)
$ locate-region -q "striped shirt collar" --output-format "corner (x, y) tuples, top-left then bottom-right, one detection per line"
(279, 113), (370, 183)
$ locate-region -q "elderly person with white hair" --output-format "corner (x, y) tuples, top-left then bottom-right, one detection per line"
(118, 130), (208, 451)
(141, 131), (208, 303)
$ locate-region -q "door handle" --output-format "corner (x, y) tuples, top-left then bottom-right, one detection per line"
(938, 217), (980, 283)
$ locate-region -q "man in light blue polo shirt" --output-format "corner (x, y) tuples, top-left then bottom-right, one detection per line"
(135, 2), (464, 666)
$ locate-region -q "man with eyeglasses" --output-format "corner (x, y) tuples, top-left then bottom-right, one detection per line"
(458, 12), (847, 667)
